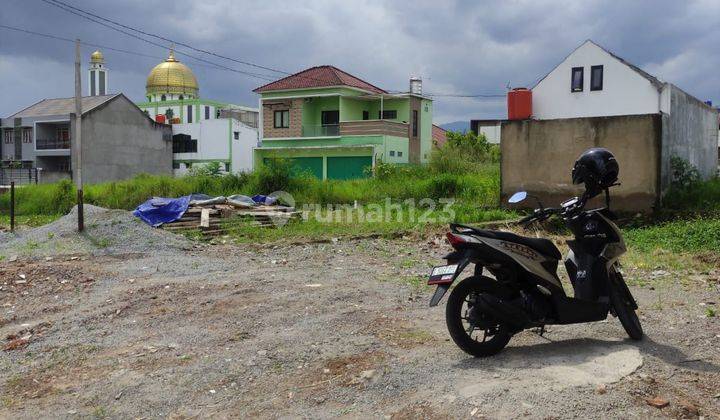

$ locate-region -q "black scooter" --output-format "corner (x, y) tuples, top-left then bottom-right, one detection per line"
(427, 189), (642, 357)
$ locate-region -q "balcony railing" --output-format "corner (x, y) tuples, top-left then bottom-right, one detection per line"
(36, 138), (71, 150)
(339, 120), (409, 137)
(302, 124), (340, 137)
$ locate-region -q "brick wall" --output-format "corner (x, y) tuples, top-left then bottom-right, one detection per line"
(262, 99), (303, 138)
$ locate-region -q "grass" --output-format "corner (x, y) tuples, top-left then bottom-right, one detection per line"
(624, 218), (720, 254)
(661, 176), (720, 216)
(0, 162), (500, 216)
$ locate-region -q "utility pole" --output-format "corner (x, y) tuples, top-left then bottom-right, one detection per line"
(74, 39), (84, 232)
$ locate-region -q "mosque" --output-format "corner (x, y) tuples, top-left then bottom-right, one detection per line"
(107, 48), (259, 175)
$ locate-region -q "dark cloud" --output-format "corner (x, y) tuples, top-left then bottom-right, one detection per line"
(1, 0), (719, 123)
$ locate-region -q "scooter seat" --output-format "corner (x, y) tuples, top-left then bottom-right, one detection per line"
(463, 227), (561, 260)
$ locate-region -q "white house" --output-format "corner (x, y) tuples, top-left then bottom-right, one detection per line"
(532, 40), (666, 120)
(528, 39), (718, 191)
(470, 119), (502, 144)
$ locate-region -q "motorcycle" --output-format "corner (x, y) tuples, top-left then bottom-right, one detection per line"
(427, 189), (643, 357)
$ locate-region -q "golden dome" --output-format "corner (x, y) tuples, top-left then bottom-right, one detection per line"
(146, 50), (199, 97)
(90, 50), (104, 63)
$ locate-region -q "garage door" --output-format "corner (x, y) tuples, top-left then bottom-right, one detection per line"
(326, 156), (372, 180)
(264, 157), (323, 178)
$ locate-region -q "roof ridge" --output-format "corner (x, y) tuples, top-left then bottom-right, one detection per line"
(253, 65), (387, 94)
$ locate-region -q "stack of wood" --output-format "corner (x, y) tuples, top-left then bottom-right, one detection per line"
(161, 203), (300, 237)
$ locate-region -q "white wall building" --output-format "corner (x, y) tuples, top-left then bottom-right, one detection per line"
(529, 39), (718, 190)
(470, 120), (501, 144)
(532, 40), (664, 120)
(135, 49), (259, 175)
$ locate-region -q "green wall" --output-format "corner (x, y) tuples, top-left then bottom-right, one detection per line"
(302, 97), (340, 129)
(367, 98), (410, 123)
(381, 136), (410, 164)
(340, 97), (369, 121)
(420, 99), (432, 163)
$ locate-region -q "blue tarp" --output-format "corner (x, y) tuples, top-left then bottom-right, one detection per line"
(133, 195), (191, 227)
(252, 194), (278, 205)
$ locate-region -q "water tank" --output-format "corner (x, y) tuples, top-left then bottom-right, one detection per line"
(507, 88), (532, 120)
(409, 76), (422, 95)
(155, 114), (166, 124)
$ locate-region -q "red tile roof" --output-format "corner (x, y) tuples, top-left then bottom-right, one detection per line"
(254, 65), (387, 94)
(432, 124), (448, 147)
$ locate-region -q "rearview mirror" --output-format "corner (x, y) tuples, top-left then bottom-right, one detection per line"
(508, 191), (528, 204)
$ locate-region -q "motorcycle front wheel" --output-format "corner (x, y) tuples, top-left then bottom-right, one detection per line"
(609, 275), (643, 340)
(445, 276), (513, 357)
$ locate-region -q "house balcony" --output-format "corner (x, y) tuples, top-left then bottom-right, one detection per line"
(339, 120), (408, 138)
(35, 138), (71, 156)
(302, 124), (340, 137)
(36, 138), (70, 150)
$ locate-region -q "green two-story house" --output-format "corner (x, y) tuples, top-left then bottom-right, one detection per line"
(253, 66), (433, 179)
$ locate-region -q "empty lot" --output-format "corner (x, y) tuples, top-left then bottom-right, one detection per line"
(1, 214), (719, 418)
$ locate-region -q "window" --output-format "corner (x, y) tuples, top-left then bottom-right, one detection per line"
(172, 134), (197, 153)
(590, 65), (603, 91)
(57, 127), (69, 141)
(362, 110), (369, 120)
(22, 128), (32, 144)
(234, 131), (239, 140)
(205, 106), (210, 120)
(389, 150), (395, 156)
(397, 151), (403, 157)
(274, 110), (289, 128)
(571, 67), (584, 92)
(187, 105), (193, 123)
(90, 71), (96, 96)
(378, 110), (397, 120)
(179, 95), (184, 101)
(412, 110), (418, 137)
(161, 94), (167, 101)
(3, 130), (13, 144)
(321, 110), (339, 126)
(99, 72), (105, 95)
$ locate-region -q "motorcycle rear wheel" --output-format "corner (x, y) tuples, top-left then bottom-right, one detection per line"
(446, 276), (513, 357)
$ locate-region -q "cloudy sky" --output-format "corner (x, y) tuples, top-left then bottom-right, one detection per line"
(1, 0), (719, 123)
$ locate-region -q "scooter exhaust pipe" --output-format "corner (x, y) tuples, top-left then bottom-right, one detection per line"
(475, 294), (531, 330)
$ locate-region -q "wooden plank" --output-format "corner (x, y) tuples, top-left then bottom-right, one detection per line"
(200, 208), (211, 228)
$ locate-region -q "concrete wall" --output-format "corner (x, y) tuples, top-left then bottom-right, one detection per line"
(659, 84), (719, 191)
(501, 114), (662, 212)
(76, 95), (172, 184)
(532, 41), (660, 120)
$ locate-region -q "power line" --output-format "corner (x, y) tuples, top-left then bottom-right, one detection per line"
(35, 0), (278, 82)
(2, 23), (509, 100)
(0, 23), (277, 79)
(425, 93), (506, 98)
(44, 0), (291, 76)
(39, 0), (370, 88)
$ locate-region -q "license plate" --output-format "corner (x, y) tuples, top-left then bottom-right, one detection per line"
(428, 264), (458, 285)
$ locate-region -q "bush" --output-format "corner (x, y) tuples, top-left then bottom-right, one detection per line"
(188, 161), (223, 177)
(253, 158), (296, 193)
(670, 156), (700, 189)
(662, 157), (720, 215)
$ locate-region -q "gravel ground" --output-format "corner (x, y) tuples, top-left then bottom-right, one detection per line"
(0, 205), (195, 259)
(0, 212), (719, 419)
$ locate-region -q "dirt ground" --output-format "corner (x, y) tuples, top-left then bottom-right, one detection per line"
(1, 214), (719, 418)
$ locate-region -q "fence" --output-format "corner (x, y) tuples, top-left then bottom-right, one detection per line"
(0, 167), (39, 185)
